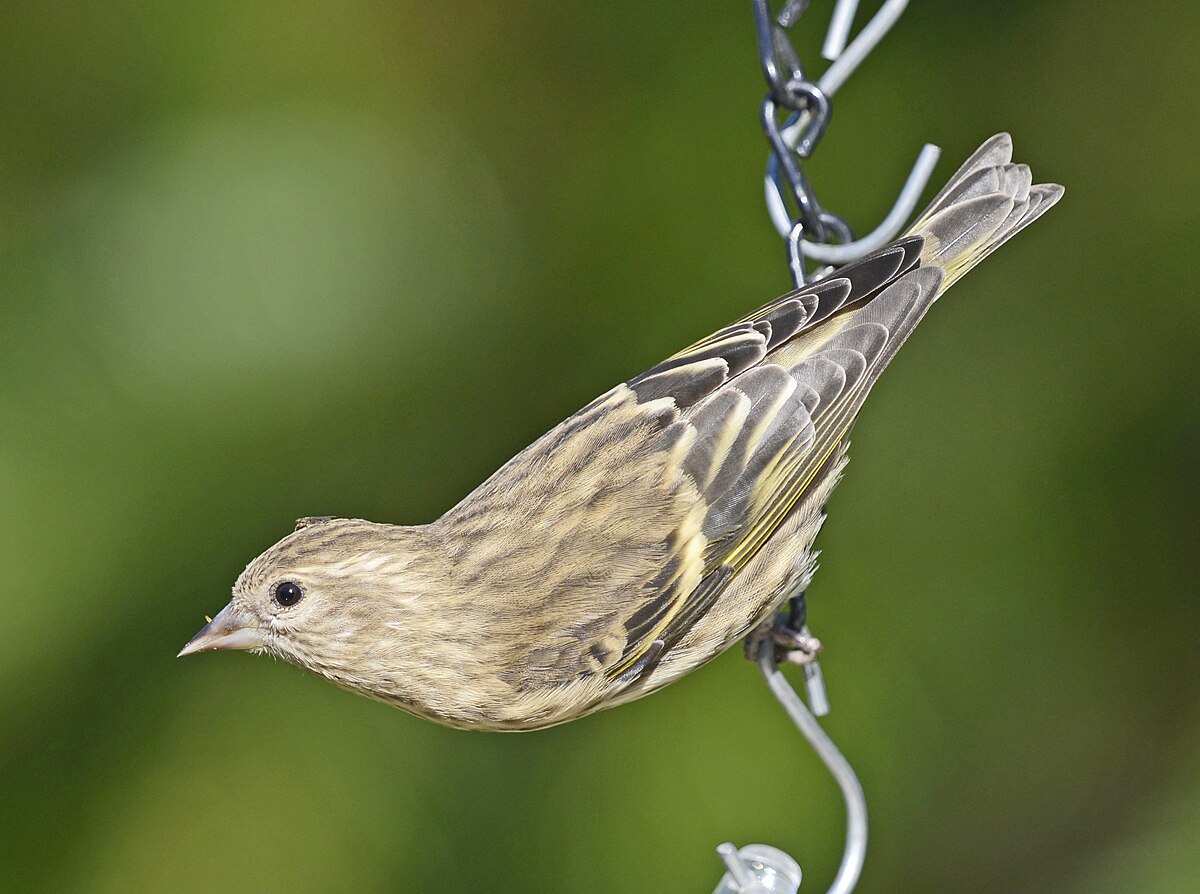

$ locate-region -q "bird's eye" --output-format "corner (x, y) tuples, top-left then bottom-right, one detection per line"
(273, 581), (304, 607)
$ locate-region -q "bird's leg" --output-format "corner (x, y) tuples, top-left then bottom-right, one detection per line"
(785, 589), (808, 631)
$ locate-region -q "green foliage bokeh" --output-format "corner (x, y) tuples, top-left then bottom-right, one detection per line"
(1, 2), (1198, 892)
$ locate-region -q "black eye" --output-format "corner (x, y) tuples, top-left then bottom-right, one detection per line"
(273, 581), (303, 607)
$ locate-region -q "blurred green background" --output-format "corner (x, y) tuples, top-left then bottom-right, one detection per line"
(2, 1), (1197, 892)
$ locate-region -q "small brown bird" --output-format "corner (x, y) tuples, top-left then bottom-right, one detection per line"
(180, 135), (1061, 730)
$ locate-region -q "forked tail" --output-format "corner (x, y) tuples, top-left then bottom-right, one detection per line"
(906, 133), (1064, 290)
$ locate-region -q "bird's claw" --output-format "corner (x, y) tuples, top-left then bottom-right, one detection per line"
(771, 621), (822, 665)
(744, 616), (823, 664)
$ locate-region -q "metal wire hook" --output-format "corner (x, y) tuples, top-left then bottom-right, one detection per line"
(758, 640), (868, 894)
(800, 142), (941, 263)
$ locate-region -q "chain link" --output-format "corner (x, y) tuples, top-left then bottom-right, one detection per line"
(753, 0), (857, 285)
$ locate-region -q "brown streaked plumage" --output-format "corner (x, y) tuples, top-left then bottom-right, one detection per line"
(179, 135), (1062, 730)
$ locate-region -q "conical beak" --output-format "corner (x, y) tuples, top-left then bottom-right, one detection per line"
(177, 603), (264, 657)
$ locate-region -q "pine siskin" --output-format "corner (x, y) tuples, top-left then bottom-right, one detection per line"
(180, 135), (1061, 730)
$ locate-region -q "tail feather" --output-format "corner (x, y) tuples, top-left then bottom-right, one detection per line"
(906, 134), (1063, 289)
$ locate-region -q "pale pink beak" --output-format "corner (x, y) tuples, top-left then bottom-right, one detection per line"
(177, 603), (264, 657)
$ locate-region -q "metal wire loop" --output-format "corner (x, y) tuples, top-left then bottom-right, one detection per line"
(780, 80), (830, 157)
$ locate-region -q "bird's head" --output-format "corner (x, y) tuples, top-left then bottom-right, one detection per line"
(177, 517), (441, 690)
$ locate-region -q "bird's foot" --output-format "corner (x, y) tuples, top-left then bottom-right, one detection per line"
(743, 616), (823, 665)
(771, 620), (823, 666)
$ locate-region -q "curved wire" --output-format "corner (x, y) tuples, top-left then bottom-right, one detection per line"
(758, 640), (868, 894)
(800, 142), (941, 263)
(765, 142), (938, 256)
